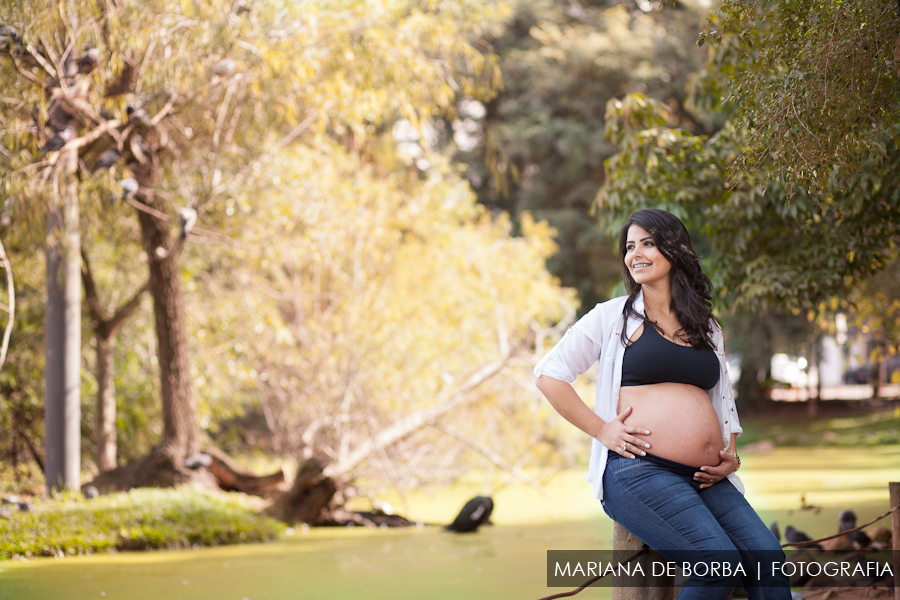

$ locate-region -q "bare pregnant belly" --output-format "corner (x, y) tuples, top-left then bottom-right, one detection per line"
(618, 382), (722, 468)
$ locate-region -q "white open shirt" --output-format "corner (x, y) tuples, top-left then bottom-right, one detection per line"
(533, 290), (743, 500)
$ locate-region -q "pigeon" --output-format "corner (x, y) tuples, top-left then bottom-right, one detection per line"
(184, 453), (212, 469)
(847, 529), (871, 550)
(77, 47), (99, 74)
(43, 126), (74, 154)
(445, 496), (494, 533)
(92, 149), (121, 172)
(111, 177), (139, 205)
(838, 509), (856, 532)
(120, 178), (139, 199)
(770, 521), (780, 541)
(211, 58), (236, 77)
(178, 207), (197, 239)
(799, 494), (821, 513)
(0, 25), (23, 49)
(785, 525), (822, 550)
(126, 104), (150, 128)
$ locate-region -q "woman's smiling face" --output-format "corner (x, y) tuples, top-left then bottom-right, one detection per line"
(624, 224), (672, 286)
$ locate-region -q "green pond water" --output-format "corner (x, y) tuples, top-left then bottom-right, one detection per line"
(1, 446), (897, 600)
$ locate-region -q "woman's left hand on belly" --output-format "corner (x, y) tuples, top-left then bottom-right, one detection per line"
(693, 450), (739, 489)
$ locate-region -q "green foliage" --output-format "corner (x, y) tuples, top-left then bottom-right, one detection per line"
(695, 0), (900, 197)
(0, 230), (46, 480)
(185, 141), (577, 481)
(739, 407), (900, 447)
(457, 0), (715, 311)
(597, 0), (900, 308)
(0, 488), (283, 560)
(0, 0), (528, 479)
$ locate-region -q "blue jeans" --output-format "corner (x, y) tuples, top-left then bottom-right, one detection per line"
(601, 454), (790, 600)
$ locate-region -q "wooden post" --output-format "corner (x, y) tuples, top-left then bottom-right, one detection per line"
(890, 482), (899, 600)
(612, 523), (674, 600)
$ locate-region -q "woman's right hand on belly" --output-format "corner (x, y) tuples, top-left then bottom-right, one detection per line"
(597, 406), (651, 459)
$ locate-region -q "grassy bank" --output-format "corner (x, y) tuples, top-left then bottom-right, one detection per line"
(739, 404), (900, 446)
(0, 487), (284, 560)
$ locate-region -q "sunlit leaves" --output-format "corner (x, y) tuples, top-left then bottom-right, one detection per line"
(187, 141), (574, 480)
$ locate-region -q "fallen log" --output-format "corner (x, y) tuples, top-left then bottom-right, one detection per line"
(266, 458), (416, 528)
(199, 447), (286, 497)
(269, 458), (338, 525)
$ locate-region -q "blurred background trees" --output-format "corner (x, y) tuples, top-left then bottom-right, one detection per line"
(596, 0), (900, 408)
(0, 0), (897, 504)
(0, 0), (579, 500)
(454, 0), (715, 311)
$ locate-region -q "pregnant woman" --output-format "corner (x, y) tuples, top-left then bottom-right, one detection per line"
(534, 208), (789, 599)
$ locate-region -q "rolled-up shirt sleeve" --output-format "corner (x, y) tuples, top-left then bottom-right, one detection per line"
(534, 315), (603, 383)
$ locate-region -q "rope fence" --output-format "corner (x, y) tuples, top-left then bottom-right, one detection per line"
(781, 503), (899, 548)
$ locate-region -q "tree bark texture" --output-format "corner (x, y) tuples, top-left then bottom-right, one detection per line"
(270, 458), (338, 525)
(82, 249), (148, 473)
(132, 159), (197, 464)
(44, 153), (81, 493)
(201, 447), (286, 496)
(95, 336), (117, 472)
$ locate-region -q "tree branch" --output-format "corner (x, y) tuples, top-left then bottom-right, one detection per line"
(0, 237), (14, 371)
(80, 247), (104, 324)
(106, 280), (149, 336)
(25, 41), (57, 79)
(7, 50), (46, 88)
(203, 101), (333, 207)
(430, 422), (546, 495)
(323, 353), (511, 479)
(81, 247), (148, 339)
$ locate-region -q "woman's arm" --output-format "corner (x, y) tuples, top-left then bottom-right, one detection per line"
(536, 375), (651, 458)
(694, 432), (740, 489)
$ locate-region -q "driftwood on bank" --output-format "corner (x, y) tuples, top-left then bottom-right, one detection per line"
(266, 457), (415, 528)
(269, 458), (338, 525)
(200, 447), (286, 497)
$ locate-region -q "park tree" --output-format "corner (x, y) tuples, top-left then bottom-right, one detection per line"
(596, 0), (900, 407)
(185, 142), (576, 520)
(455, 0), (715, 311)
(598, 0), (900, 307)
(0, 0), (510, 491)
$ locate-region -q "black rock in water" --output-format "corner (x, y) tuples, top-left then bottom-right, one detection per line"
(445, 496), (494, 533)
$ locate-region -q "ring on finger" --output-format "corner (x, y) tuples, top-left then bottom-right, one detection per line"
(621, 443), (627, 451)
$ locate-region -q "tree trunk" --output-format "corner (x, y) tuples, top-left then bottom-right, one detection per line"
(82, 248), (148, 474)
(133, 160), (197, 464)
(44, 154), (81, 493)
(95, 336), (117, 472)
(84, 135), (197, 493)
(270, 458), (338, 525)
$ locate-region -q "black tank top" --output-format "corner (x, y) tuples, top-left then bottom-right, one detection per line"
(620, 322), (720, 390)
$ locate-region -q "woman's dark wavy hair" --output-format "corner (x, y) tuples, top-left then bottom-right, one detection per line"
(618, 208), (714, 349)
